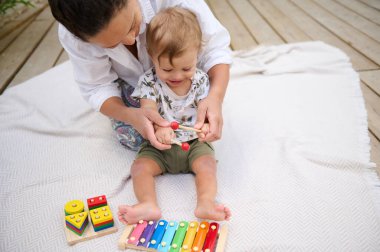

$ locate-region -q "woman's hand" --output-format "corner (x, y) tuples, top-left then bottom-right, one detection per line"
(194, 64), (229, 142)
(129, 107), (171, 150)
(194, 96), (223, 142)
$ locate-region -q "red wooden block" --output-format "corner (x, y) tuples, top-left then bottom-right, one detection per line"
(87, 195), (107, 209)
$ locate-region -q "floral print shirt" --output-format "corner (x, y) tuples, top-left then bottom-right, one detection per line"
(132, 67), (210, 142)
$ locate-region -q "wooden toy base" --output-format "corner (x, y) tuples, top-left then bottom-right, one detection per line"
(64, 215), (118, 245)
(65, 220), (118, 245)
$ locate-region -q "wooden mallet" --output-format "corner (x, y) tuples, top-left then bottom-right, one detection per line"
(170, 121), (202, 133)
(171, 139), (190, 151)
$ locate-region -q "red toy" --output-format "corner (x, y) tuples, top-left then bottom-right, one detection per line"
(171, 139), (190, 151)
(170, 121), (202, 133)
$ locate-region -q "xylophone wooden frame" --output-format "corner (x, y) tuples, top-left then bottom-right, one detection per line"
(118, 221), (228, 252)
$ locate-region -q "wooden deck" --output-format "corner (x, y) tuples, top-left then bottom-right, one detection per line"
(1, 0), (379, 172)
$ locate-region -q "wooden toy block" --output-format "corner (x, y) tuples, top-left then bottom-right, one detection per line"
(64, 200), (84, 215)
(118, 220), (228, 252)
(65, 211), (89, 236)
(87, 195), (107, 210)
(89, 205), (114, 232)
(89, 205), (113, 225)
(63, 197), (118, 245)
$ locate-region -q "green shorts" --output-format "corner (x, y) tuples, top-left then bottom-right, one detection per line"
(136, 139), (214, 174)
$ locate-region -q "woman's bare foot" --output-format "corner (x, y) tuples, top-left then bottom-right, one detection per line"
(118, 202), (162, 225)
(194, 200), (231, 221)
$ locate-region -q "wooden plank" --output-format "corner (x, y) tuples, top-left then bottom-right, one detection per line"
(227, 0), (284, 45)
(248, 0), (311, 43)
(8, 21), (62, 87)
(369, 132), (380, 175)
(206, 0), (257, 50)
(292, 0), (380, 66)
(360, 70), (380, 96)
(0, 18), (33, 53)
(335, 0), (380, 26)
(55, 49), (69, 66)
(316, 0), (380, 43)
(0, 7), (55, 93)
(361, 82), (380, 139)
(0, 1), (48, 40)
(359, 0), (380, 10)
(270, 0), (377, 71)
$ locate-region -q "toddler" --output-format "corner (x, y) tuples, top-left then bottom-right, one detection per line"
(118, 7), (231, 224)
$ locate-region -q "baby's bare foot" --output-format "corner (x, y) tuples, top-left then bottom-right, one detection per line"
(194, 200), (231, 221)
(118, 202), (161, 224)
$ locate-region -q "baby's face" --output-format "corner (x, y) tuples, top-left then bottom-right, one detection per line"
(153, 47), (198, 93)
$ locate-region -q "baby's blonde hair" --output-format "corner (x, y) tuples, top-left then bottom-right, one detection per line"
(146, 7), (202, 65)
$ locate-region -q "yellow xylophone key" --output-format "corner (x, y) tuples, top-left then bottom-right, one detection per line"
(181, 221), (198, 251)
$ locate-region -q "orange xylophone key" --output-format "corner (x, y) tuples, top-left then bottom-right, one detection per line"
(191, 221), (209, 252)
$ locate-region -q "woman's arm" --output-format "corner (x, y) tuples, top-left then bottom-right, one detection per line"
(100, 97), (171, 150)
(195, 63), (230, 142)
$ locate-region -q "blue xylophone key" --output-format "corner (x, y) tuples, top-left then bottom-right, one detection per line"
(157, 221), (178, 252)
(148, 220), (168, 249)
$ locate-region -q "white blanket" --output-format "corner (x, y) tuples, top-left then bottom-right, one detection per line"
(1, 41), (379, 251)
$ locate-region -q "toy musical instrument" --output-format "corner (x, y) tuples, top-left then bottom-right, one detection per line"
(118, 220), (228, 252)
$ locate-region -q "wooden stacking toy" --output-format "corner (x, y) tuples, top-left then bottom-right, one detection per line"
(64, 200), (88, 236)
(118, 220), (228, 252)
(63, 195), (118, 245)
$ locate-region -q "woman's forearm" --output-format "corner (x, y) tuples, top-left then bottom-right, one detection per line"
(207, 64), (230, 102)
(99, 96), (133, 123)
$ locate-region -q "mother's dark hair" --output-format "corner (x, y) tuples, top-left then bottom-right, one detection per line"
(48, 0), (128, 41)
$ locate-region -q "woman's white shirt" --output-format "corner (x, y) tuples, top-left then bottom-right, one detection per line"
(58, 0), (232, 111)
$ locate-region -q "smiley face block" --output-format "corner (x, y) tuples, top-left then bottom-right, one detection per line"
(89, 205), (114, 232)
(87, 195), (107, 210)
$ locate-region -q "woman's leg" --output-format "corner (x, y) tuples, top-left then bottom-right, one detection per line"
(112, 79), (144, 151)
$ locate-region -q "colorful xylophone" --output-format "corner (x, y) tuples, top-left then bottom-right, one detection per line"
(118, 220), (228, 252)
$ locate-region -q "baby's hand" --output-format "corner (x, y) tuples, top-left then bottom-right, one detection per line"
(197, 123), (210, 141)
(155, 126), (175, 145)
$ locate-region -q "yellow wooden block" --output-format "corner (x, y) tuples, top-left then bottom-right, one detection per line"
(65, 211), (88, 229)
(64, 200), (84, 215)
(89, 205), (113, 225)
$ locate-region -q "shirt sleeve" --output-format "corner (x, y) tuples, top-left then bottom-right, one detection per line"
(131, 71), (158, 102)
(174, 0), (233, 72)
(58, 24), (120, 111)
